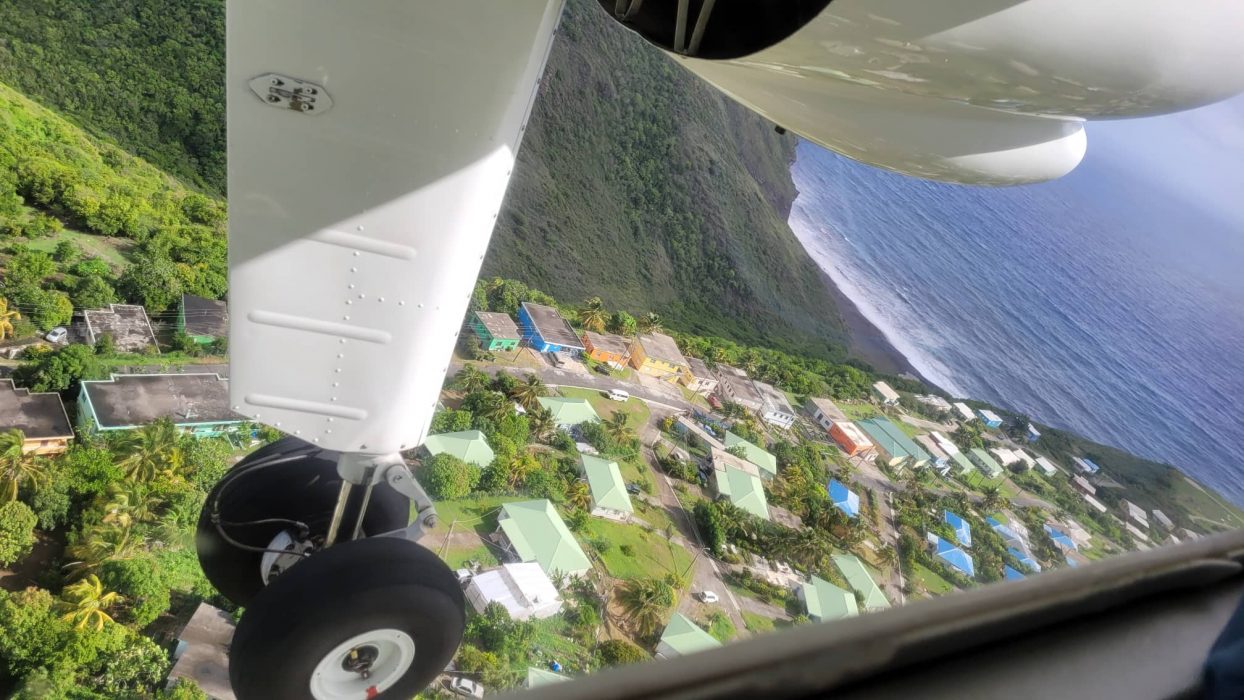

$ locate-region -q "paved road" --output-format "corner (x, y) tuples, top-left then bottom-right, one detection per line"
(449, 358), (696, 413)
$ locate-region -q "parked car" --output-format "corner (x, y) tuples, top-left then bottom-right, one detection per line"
(454, 569), (473, 586)
(44, 327), (68, 344)
(607, 388), (630, 401)
(593, 364), (611, 376)
(445, 677), (484, 698)
(626, 483), (642, 495)
(696, 590), (720, 604)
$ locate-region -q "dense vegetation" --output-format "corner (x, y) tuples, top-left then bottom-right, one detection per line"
(0, 0), (225, 192)
(0, 80), (227, 329)
(486, 0), (848, 358)
(0, 421), (226, 698)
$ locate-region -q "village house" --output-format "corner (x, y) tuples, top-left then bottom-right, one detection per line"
(518, 302), (584, 354)
(176, 294), (228, 345)
(78, 373), (244, 438)
(628, 332), (690, 381)
(0, 379), (73, 455)
(680, 356), (719, 396)
(581, 330), (631, 365)
(470, 311), (522, 352)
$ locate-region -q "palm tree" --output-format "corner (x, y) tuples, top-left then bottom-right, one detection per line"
(568, 481), (592, 512)
(877, 544), (898, 568)
(0, 298), (19, 341)
(637, 312), (663, 335)
(783, 528), (831, 572)
(509, 373), (548, 412)
(474, 391), (512, 423)
(617, 577), (674, 637)
(65, 523), (144, 579)
(117, 418), (184, 483)
(0, 429), (46, 502)
(505, 451), (540, 489)
(981, 486), (1003, 512)
(578, 297), (608, 333)
(528, 407), (556, 442)
(101, 483), (163, 527)
(603, 411), (634, 445)
(451, 365), (490, 394)
(59, 574), (123, 631)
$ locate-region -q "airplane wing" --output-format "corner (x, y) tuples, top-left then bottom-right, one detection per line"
(227, 0), (564, 455)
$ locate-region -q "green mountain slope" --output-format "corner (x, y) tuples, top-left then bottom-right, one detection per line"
(0, 0), (846, 359)
(486, 0), (847, 358)
(0, 0), (224, 193)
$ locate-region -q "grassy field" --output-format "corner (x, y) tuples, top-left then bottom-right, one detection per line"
(741, 611), (775, 634)
(583, 518), (693, 581)
(1173, 476), (1244, 530)
(704, 611), (736, 642)
(440, 543), (500, 570)
(430, 496), (520, 537)
(24, 226), (132, 268)
(522, 615), (592, 675)
(910, 562), (955, 596)
(631, 497), (676, 533)
(557, 386), (651, 432)
(839, 403), (879, 422)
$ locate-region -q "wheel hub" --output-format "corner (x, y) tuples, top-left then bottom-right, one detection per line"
(310, 629), (415, 700)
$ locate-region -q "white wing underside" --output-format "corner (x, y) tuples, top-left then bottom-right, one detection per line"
(227, 1), (564, 453)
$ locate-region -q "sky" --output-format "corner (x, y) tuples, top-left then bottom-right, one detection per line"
(1087, 95), (1244, 231)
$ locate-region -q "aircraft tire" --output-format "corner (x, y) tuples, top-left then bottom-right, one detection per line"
(229, 537), (465, 700)
(196, 436), (409, 606)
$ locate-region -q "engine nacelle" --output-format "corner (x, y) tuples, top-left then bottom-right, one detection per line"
(601, 0), (1244, 184)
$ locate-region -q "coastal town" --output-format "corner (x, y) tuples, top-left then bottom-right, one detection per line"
(1, 281), (1236, 697)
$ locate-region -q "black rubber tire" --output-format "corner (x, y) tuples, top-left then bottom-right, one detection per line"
(229, 537), (465, 700)
(196, 437), (409, 606)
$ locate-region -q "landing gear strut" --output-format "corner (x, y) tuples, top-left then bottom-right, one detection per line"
(195, 438), (464, 699)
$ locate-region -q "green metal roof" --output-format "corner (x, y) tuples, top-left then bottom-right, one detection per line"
(969, 448), (1004, 477)
(856, 418), (931, 464)
(536, 397), (601, 427)
(802, 575), (859, 622)
(423, 429), (495, 467)
(581, 454), (633, 514)
(526, 667), (571, 688)
(659, 613), (721, 657)
(724, 431), (777, 478)
(714, 465), (770, 520)
(949, 449), (975, 474)
(498, 500), (592, 577)
(832, 553), (890, 611)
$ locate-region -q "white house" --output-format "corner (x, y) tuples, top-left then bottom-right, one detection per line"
(952, 402), (976, 422)
(1152, 509), (1175, 530)
(1120, 499), (1149, 529)
(1033, 456), (1060, 477)
(754, 380), (796, 429)
(465, 563), (563, 621)
(872, 381), (900, 405)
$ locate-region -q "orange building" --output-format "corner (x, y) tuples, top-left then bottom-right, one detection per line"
(829, 421), (874, 458)
(582, 331), (631, 365)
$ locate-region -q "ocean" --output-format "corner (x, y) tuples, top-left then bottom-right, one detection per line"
(788, 139), (1244, 506)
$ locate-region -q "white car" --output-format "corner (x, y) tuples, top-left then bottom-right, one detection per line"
(446, 677), (484, 698)
(697, 590), (719, 604)
(607, 388), (630, 402)
(44, 327), (68, 344)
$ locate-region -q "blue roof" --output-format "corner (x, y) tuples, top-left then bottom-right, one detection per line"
(988, 518), (1023, 546)
(1007, 547), (1041, 572)
(1004, 565), (1026, 581)
(828, 479), (860, 518)
(932, 535), (975, 577)
(944, 510), (972, 548)
(1044, 524), (1077, 551)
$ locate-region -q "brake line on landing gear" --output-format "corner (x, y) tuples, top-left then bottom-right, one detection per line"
(208, 449), (318, 558)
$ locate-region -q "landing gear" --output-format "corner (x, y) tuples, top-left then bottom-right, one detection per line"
(195, 437), (410, 606)
(228, 536), (465, 700)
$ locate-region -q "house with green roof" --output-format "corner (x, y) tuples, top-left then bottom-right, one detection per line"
(496, 500), (592, 578)
(856, 417), (931, 470)
(536, 397), (601, 428)
(526, 667), (571, 688)
(798, 575), (859, 623)
(655, 613), (720, 659)
(580, 454), (633, 521)
(832, 553), (890, 612)
(470, 311), (522, 352)
(969, 447), (1004, 478)
(948, 449), (976, 477)
(724, 431), (777, 480)
(713, 465), (770, 520)
(422, 429), (495, 467)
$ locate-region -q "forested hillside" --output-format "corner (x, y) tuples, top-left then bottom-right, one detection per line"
(0, 0), (224, 193)
(0, 0), (848, 359)
(488, 0), (848, 358)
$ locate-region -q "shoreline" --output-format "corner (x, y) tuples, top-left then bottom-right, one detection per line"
(816, 266), (931, 384)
